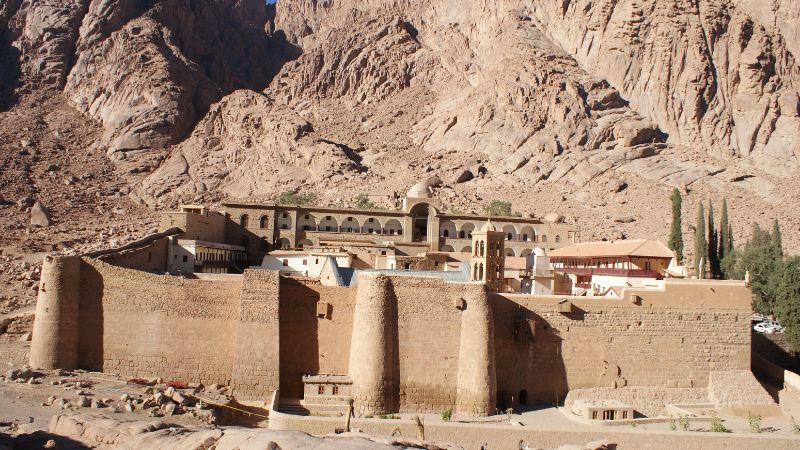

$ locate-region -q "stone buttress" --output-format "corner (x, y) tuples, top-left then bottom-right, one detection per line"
(456, 286), (497, 415)
(348, 273), (397, 415)
(29, 256), (82, 370)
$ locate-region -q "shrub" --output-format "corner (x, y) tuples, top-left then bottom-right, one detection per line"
(440, 409), (452, 422)
(710, 413), (730, 433)
(669, 418), (677, 431)
(275, 191), (317, 206)
(679, 415), (690, 431)
(748, 411), (762, 433)
(354, 193), (382, 210)
(484, 200), (512, 217)
(791, 416), (800, 434)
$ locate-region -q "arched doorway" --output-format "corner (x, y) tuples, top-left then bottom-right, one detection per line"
(409, 203), (430, 242)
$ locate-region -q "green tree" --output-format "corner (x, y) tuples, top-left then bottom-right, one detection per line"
(730, 223), (783, 314)
(775, 257), (800, 352)
(708, 203), (721, 278)
(668, 188), (684, 263)
(719, 199), (730, 262)
(485, 200), (512, 217)
(694, 202), (707, 277)
(772, 219), (784, 260)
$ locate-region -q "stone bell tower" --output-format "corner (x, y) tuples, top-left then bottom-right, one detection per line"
(471, 220), (505, 292)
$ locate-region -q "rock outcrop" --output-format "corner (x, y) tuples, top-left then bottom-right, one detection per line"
(133, 90), (365, 206)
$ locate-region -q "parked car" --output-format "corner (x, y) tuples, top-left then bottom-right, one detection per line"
(753, 321), (784, 334)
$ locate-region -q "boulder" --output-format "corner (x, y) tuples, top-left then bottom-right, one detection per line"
(30, 201), (52, 227)
(613, 216), (636, 223)
(544, 213), (565, 224)
(453, 169), (474, 183)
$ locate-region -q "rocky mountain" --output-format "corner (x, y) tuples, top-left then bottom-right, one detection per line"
(1, 0), (799, 256)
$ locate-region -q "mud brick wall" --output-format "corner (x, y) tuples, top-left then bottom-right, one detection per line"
(493, 280), (752, 406)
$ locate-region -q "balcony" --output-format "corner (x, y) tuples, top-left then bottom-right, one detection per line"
(554, 267), (663, 279)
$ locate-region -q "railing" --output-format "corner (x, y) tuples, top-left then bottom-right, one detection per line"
(554, 267), (663, 279)
(575, 282), (592, 289)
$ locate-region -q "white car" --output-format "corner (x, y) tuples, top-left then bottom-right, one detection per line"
(754, 321), (784, 334)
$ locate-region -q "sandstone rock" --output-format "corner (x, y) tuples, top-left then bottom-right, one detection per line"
(124, 403), (134, 413)
(76, 395), (90, 407)
(453, 169), (474, 184)
(544, 213), (565, 224)
(29, 201), (52, 227)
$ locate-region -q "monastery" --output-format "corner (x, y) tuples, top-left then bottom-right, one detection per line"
(27, 188), (774, 423)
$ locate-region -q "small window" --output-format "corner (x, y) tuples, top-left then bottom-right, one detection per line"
(592, 411), (598, 420)
(368, 218), (374, 222)
(368, 228), (373, 233)
(318, 385), (324, 395)
(303, 225), (310, 231)
(282, 212), (288, 218)
(282, 260), (288, 267)
(555, 235), (561, 243)
(182, 255), (188, 263)
(315, 258), (319, 264)
(302, 259), (307, 265)
(443, 229), (449, 237)
(332, 385), (339, 395)
(622, 411), (628, 419)
(603, 410), (614, 420)
(304, 214), (310, 219)
(507, 233), (513, 240)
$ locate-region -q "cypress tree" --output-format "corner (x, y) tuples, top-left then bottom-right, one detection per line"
(668, 188), (684, 263)
(694, 202), (707, 277)
(776, 257), (800, 352)
(719, 199), (729, 261)
(708, 203), (720, 278)
(772, 219), (783, 259)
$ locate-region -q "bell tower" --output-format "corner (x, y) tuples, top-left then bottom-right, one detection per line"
(471, 221), (505, 292)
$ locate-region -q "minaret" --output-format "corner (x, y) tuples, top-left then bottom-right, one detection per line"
(471, 220), (505, 292)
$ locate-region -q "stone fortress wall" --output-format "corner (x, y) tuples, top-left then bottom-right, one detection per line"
(30, 251), (754, 415)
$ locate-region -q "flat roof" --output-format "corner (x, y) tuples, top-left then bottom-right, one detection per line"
(549, 239), (674, 259)
(177, 240), (245, 251)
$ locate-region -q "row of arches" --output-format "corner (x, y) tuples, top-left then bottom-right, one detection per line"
(438, 222), (560, 243)
(473, 240), (503, 258)
(472, 262), (503, 281)
(439, 245), (539, 257)
(239, 213), (404, 235)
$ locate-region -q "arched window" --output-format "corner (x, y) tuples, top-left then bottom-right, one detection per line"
(478, 263), (484, 280)
(259, 215), (268, 229)
(480, 241), (485, 257)
(443, 229), (449, 237)
(555, 235), (561, 243)
(240, 214), (249, 228)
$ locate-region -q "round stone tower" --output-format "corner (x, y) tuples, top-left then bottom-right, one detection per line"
(456, 285), (497, 415)
(348, 273), (397, 415)
(29, 256), (81, 370)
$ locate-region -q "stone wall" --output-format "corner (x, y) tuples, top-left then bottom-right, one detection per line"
(493, 280), (752, 407)
(31, 256), (281, 401)
(31, 255), (753, 414)
(278, 277), (357, 398)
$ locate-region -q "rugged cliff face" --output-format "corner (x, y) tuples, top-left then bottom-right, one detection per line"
(1, 0), (800, 253)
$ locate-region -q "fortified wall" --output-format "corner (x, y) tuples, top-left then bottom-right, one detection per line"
(30, 255), (280, 399)
(30, 254), (753, 415)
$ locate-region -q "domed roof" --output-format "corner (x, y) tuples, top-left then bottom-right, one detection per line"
(407, 181), (432, 198)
